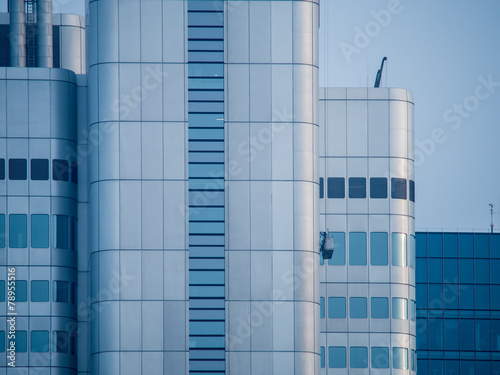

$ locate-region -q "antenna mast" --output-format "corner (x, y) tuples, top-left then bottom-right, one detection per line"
(374, 57), (387, 88)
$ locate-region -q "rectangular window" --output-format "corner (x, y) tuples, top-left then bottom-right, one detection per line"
(371, 346), (389, 368)
(0, 331), (4, 352)
(53, 215), (69, 249)
(370, 232), (388, 266)
(327, 177), (345, 198)
(71, 283), (77, 304)
(30, 159), (49, 180)
(328, 232), (345, 266)
(393, 347), (409, 369)
(70, 217), (77, 251)
(52, 159), (69, 181)
(0, 214), (4, 248)
(31, 280), (49, 302)
(349, 232), (367, 266)
(320, 346), (325, 368)
(15, 331), (27, 352)
(409, 234), (416, 268)
(9, 159), (27, 180)
(349, 297), (367, 319)
(428, 233), (443, 257)
(31, 214), (49, 248)
(444, 233), (458, 257)
(371, 297), (389, 319)
(411, 349), (416, 371)
(409, 179), (415, 202)
(53, 280), (68, 303)
(188, 63), (224, 78)
(53, 331), (69, 353)
(0, 281), (4, 302)
(319, 178), (324, 199)
(320, 297), (325, 318)
(392, 297), (408, 320)
(31, 330), (49, 352)
(370, 177), (387, 198)
(71, 333), (77, 355)
(350, 346), (368, 368)
(392, 232), (407, 267)
(348, 177), (366, 198)
(410, 299), (416, 321)
(391, 178), (407, 199)
(71, 162), (78, 184)
(9, 214), (27, 248)
(0, 158), (4, 179)
(14, 280), (27, 302)
(328, 346), (346, 368)
(328, 297), (346, 319)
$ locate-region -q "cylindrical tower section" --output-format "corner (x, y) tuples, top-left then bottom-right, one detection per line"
(37, 0), (53, 67)
(319, 88), (416, 374)
(9, 0), (26, 67)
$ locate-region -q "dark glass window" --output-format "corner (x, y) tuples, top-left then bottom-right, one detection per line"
(329, 346), (346, 368)
(31, 280), (49, 302)
(350, 346), (368, 368)
(0, 214), (4, 248)
(492, 259), (500, 284)
(428, 284), (444, 309)
(53, 215), (69, 249)
(31, 159), (49, 180)
(371, 297), (389, 319)
(71, 162), (78, 184)
(0, 281), (4, 302)
(370, 177), (387, 198)
(428, 318), (444, 350)
(0, 158), (4, 180)
(349, 297), (367, 319)
(416, 258), (427, 283)
(9, 214), (27, 248)
(52, 159), (69, 181)
(391, 178), (407, 199)
(349, 232), (367, 266)
(348, 177), (366, 198)
(320, 346), (325, 368)
(9, 159), (27, 180)
(70, 217), (77, 251)
(444, 319), (459, 350)
(428, 233), (443, 257)
(459, 259), (473, 284)
(53, 280), (68, 303)
(319, 178), (324, 199)
(476, 319), (490, 350)
(14, 331), (27, 352)
(416, 319), (428, 349)
(31, 331), (49, 352)
(371, 347), (389, 368)
(370, 232), (388, 266)
(53, 331), (69, 353)
(459, 233), (473, 257)
(320, 297), (325, 318)
(31, 214), (49, 248)
(460, 319), (474, 350)
(416, 283), (427, 309)
(328, 232), (345, 266)
(409, 179), (415, 202)
(71, 283), (77, 305)
(416, 232), (427, 257)
(328, 297), (346, 319)
(475, 284), (489, 310)
(14, 280), (27, 302)
(327, 177), (345, 198)
(475, 259), (489, 284)
(428, 258), (443, 283)
(443, 233), (458, 257)
(0, 331), (4, 352)
(475, 233), (489, 258)
(393, 347), (408, 369)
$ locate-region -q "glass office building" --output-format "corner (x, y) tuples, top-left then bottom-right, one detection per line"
(415, 232), (500, 375)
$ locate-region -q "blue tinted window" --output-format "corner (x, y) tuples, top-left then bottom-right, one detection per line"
(189, 128), (224, 141)
(371, 347), (389, 368)
(31, 159), (49, 180)
(189, 164), (224, 178)
(188, 51), (224, 62)
(328, 297), (346, 319)
(410, 300), (416, 321)
(459, 233), (473, 257)
(491, 320), (500, 351)
(391, 178), (406, 199)
(53, 331), (69, 353)
(475, 285), (489, 310)
(349, 297), (367, 319)
(411, 350), (416, 371)
(189, 90), (224, 101)
(31, 214), (49, 248)
(409, 234), (415, 268)
(328, 232), (345, 266)
(188, 12), (224, 26)
(15, 280), (27, 302)
(371, 297), (389, 319)
(188, 78), (224, 90)
(492, 235), (500, 258)
(460, 319), (474, 350)
(328, 346), (346, 368)
(189, 102), (224, 113)
(428, 259), (443, 283)
(393, 347), (408, 369)
(189, 207), (224, 221)
(428, 318), (444, 350)
(443, 258), (458, 284)
(189, 191), (224, 206)
(491, 285), (500, 310)
(350, 346), (368, 368)
(9, 159), (27, 180)
(0, 214), (4, 248)
(31, 331), (49, 352)
(52, 159), (69, 181)
(475, 259), (489, 284)
(189, 153), (224, 164)
(475, 233), (489, 258)
(189, 286), (225, 298)
(189, 40), (224, 51)
(370, 177), (387, 198)
(0, 159), (4, 179)
(416, 258), (427, 283)
(327, 177), (345, 198)
(492, 259), (500, 284)
(459, 259), (473, 284)
(416, 283), (427, 309)
(53, 215), (69, 249)
(0, 331), (4, 352)
(189, 235), (224, 246)
(349, 232), (367, 266)
(319, 178), (324, 199)
(0, 281), (4, 302)
(71, 217), (77, 251)
(188, 27), (224, 40)
(416, 319), (428, 349)
(416, 233), (427, 257)
(15, 331), (27, 352)
(189, 113), (224, 128)
(428, 233), (443, 257)
(476, 319), (490, 350)
(392, 232), (407, 267)
(392, 298), (408, 319)
(348, 177), (366, 198)
(443, 281), (459, 309)
(370, 232), (388, 266)
(189, 336), (225, 349)
(189, 321), (224, 335)
(54, 281), (68, 303)
(428, 284), (444, 309)
(459, 284), (474, 310)
(31, 280), (49, 302)
(320, 346), (325, 368)
(189, 141), (224, 152)
(443, 233), (458, 257)
(190, 271), (224, 285)
(9, 214), (27, 248)
(320, 297), (325, 318)
(444, 319), (459, 350)
(188, 64), (224, 78)
(409, 179), (415, 202)
(190, 222), (225, 234)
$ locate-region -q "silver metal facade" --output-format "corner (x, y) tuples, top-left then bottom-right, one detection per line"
(37, 0), (53, 68)
(0, 67), (79, 373)
(319, 88), (416, 374)
(8, 0), (26, 67)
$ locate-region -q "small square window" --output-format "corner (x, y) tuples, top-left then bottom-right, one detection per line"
(9, 159), (27, 180)
(31, 280), (49, 302)
(409, 179), (415, 202)
(54, 280), (68, 303)
(0, 159), (5, 180)
(329, 346), (346, 368)
(31, 331), (49, 352)
(327, 177), (345, 198)
(53, 159), (69, 181)
(9, 214), (27, 248)
(391, 178), (407, 200)
(31, 159), (49, 180)
(350, 346), (368, 368)
(328, 297), (346, 319)
(53, 331), (69, 353)
(371, 297), (389, 319)
(371, 347), (389, 368)
(31, 214), (49, 248)
(349, 177), (366, 198)
(349, 297), (367, 319)
(14, 331), (27, 352)
(15, 281), (27, 302)
(370, 177), (387, 198)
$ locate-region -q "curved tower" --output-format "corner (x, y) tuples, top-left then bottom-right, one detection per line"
(319, 88), (415, 374)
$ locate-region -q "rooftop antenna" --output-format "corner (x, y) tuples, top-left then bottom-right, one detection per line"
(490, 204), (495, 233)
(374, 57), (387, 88)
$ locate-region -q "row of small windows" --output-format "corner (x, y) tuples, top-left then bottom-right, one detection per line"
(320, 345), (416, 370)
(320, 296), (416, 321)
(0, 330), (75, 354)
(0, 280), (76, 304)
(321, 232), (416, 268)
(0, 214), (77, 249)
(0, 158), (77, 183)
(319, 177), (415, 201)
(416, 258), (500, 285)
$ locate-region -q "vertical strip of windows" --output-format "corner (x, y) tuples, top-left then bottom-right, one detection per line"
(188, 1), (225, 374)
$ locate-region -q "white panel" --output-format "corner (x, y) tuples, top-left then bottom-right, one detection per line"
(98, 301), (120, 351)
(227, 64), (249, 122)
(389, 101), (408, 158)
(272, 181), (293, 250)
(163, 251), (186, 300)
(294, 123), (314, 181)
(226, 1), (249, 63)
(163, 64), (185, 122)
(98, 64), (119, 122)
(273, 301), (294, 350)
(368, 100), (389, 157)
(141, 0), (163, 62)
(164, 181), (186, 250)
(249, 123), (272, 180)
(142, 251), (163, 300)
(99, 181), (120, 250)
(292, 1), (313, 65)
(142, 181), (164, 249)
(97, 0), (119, 63)
(164, 123), (186, 180)
(142, 122), (163, 179)
(163, 301), (187, 350)
(118, 63), (141, 121)
(271, 2), (292, 63)
(251, 251), (272, 300)
(227, 122), (250, 180)
(142, 301), (164, 350)
(28, 81), (50, 137)
(250, 65), (271, 121)
(6, 80), (28, 137)
(347, 101), (368, 156)
(272, 65), (293, 122)
(250, 302), (273, 351)
(98, 122), (119, 180)
(163, 0), (185, 63)
(250, 181), (272, 250)
(228, 181), (250, 250)
(294, 181), (314, 251)
(120, 181), (142, 249)
(228, 251), (250, 300)
(141, 64), (163, 121)
(118, 0), (140, 61)
(119, 251), (142, 300)
(119, 122), (141, 179)
(293, 64), (313, 124)
(120, 301), (141, 350)
(227, 301), (251, 350)
(272, 251), (294, 301)
(271, 124), (293, 180)
(249, 2), (271, 63)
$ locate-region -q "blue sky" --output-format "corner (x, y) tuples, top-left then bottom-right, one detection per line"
(3, 0), (499, 231)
